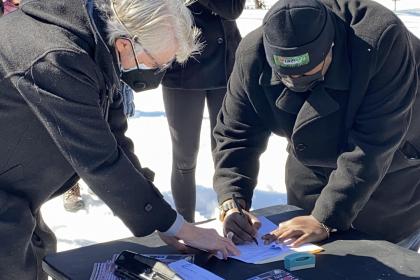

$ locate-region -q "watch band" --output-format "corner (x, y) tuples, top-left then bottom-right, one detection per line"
(219, 199), (236, 212)
(218, 198), (246, 221)
(320, 223), (331, 238)
(320, 222), (337, 238)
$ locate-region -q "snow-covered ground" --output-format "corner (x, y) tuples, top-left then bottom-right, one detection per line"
(41, 0), (420, 252)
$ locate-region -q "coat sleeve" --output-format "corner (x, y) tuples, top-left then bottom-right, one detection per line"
(107, 90), (155, 181)
(197, 0), (245, 20)
(213, 51), (271, 208)
(108, 90), (142, 171)
(311, 23), (418, 230)
(16, 49), (176, 236)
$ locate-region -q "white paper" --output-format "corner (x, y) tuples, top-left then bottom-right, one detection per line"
(168, 260), (224, 280)
(198, 216), (323, 264)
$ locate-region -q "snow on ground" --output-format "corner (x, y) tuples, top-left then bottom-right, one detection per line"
(41, 0), (420, 252)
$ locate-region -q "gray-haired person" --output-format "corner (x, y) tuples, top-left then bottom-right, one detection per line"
(0, 0), (238, 279)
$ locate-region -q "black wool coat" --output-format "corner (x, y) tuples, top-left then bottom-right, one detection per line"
(213, 0), (420, 243)
(0, 0), (176, 248)
(162, 0), (245, 90)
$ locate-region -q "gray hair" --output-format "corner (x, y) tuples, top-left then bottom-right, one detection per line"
(97, 0), (201, 63)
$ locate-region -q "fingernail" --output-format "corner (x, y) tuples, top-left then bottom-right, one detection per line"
(226, 231), (234, 240)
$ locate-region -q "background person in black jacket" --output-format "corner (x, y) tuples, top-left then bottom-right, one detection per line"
(161, 0), (245, 223)
(213, 0), (420, 252)
(0, 0), (238, 279)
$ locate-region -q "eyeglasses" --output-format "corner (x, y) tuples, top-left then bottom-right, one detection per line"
(131, 37), (175, 72)
(111, 0), (174, 73)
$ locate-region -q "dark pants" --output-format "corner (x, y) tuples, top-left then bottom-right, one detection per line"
(0, 190), (57, 280)
(162, 87), (226, 222)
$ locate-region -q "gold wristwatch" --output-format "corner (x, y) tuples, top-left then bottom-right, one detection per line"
(218, 198), (246, 221)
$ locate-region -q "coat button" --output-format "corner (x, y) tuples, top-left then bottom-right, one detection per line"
(144, 203), (153, 212)
(295, 143), (307, 152)
(217, 37), (224, 45)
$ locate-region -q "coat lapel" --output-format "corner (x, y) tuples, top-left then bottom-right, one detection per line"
(293, 85), (340, 133)
(275, 87), (309, 115)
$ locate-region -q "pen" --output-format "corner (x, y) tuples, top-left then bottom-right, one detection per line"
(232, 194), (259, 246)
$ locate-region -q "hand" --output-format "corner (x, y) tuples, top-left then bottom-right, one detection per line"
(262, 215), (328, 247)
(160, 223), (240, 259)
(223, 209), (261, 244)
(158, 232), (190, 252)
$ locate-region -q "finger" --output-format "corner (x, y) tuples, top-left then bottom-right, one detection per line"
(277, 229), (302, 243)
(232, 215), (255, 237)
(261, 225), (288, 245)
(268, 225), (287, 239)
(262, 233), (277, 245)
(247, 213), (261, 234)
(226, 232), (242, 250)
(224, 215), (251, 244)
(282, 237), (296, 245)
(291, 233), (310, 247)
(226, 218), (254, 243)
(163, 237), (189, 252)
(235, 213), (261, 242)
(231, 233), (242, 245)
(218, 237), (236, 259)
(224, 238), (240, 256)
(233, 216), (257, 242)
(226, 231), (234, 241)
(222, 235), (236, 248)
(174, 242), (190, 252)
(220, 247), (228, 260)
(225, 225), (248, 244)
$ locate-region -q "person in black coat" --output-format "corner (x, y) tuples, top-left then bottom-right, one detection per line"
(0, 0), (238, 279)
(161, 0), (245, 222)
(213, 0), (420, 252)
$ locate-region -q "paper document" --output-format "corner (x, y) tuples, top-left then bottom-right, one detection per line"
(168, 260), (224, 280)
(199, 216), (323, 264)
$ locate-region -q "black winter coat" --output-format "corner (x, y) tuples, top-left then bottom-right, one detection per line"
(213, 0), (420, 243)
(0, 0), (176, 237)
(162, 0), (245, 90)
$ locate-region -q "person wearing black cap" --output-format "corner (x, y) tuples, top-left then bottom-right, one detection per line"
(213, 0), (420, 252)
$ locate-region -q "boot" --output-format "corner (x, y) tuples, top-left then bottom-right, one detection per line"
(63, 183), (85, 212)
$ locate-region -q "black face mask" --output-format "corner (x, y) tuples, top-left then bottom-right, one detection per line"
(279, 70), (324, 93)
(278, 49), (332, 93)
(120, 68), (166, 92)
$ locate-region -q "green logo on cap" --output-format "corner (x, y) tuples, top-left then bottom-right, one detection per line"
(273, 53), (310, 68)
